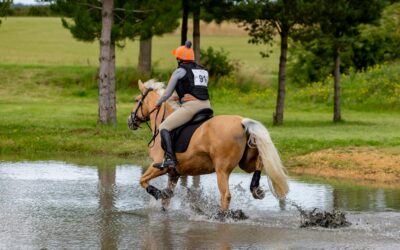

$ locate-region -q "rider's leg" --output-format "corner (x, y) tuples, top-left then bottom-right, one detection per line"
(158, 100), (212, 169)
(159, 129), (178, 168)
(158, 102), (197, 168)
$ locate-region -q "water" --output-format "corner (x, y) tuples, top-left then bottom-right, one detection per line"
(0, 161), (399, 249)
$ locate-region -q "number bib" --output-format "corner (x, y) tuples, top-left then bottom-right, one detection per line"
(192, 69), (209, 87)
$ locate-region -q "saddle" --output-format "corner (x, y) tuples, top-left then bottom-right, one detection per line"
(165, 108), (213, 153)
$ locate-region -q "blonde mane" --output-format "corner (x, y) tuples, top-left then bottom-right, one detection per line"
(144, 79), (165, 96)
(144, 79), (179, 110)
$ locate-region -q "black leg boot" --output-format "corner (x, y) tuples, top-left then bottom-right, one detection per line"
(160, 129), (178, 169)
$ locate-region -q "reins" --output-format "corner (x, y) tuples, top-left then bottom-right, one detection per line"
(147, 104), (166, 147)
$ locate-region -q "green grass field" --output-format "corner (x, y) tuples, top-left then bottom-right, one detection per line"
(0, 17), (278, 81)
(0, 17), (399, 167)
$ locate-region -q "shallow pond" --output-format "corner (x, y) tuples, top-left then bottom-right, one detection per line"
(0, 161), (399, 249)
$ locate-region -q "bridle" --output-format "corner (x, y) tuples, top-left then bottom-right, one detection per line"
(129, 88), (166, 147)
(130, 88), (154, 127)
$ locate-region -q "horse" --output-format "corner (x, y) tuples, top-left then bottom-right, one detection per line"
(128, 79), (289, 213)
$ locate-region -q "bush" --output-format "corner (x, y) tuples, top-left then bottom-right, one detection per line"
(200, 47), (237, 80)
(352, 2), (400, 70)
(292, 61), (400, 110)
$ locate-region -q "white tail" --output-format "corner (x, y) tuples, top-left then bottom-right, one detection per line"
(241, 118), (289, 200)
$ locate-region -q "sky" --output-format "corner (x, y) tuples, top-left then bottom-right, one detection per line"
(14, 0), (43, 5)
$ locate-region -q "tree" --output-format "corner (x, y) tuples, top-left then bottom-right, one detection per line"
(192, 1), (200, 64)
(352, 2), (400, 70)
(180, 0), (233, 63)
(234, 0), (313, 125)
(181, 0), (189, 45)
(50, 0), (146, 125)
(0, 0), (12, 26)
(52, 0), (129, 125)
(132, 0), (180, 76)
(98, 0), (116, 125)
(178, 0), (201, 63)
(306, 0), (386, 122)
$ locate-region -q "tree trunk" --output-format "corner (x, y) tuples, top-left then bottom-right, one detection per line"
(109, 43), (116, 123)
(273, 31), (288, 125)
(333, 47), (342, 122)
(98, 0), (116, 125)
(181, 0), (189, 45)
(138, 35), (152, 77)
(193, 4), (200, 64)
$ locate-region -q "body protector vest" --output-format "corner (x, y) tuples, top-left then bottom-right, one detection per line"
(176, 62), (209, 101)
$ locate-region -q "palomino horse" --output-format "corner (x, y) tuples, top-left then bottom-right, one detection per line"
(128, 79), (289, 212)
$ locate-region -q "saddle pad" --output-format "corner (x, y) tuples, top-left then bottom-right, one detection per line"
(172, 121), (207, 153)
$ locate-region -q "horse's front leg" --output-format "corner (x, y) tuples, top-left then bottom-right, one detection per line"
(140, 164), (169, 200)
(216, 170), (231, 211)
(161, 172), (180, 210)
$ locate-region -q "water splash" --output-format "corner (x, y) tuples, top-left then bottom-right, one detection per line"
(167, 186), (248, 221)
(286, 198), (351, 228)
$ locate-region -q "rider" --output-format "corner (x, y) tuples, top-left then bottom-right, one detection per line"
(155, 41), (211, 169)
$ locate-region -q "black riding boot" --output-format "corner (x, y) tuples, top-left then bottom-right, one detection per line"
(160, 129), (178, 169)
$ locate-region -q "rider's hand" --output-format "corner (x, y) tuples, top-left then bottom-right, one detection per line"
(170, 96), (179, 102)
(155, 103), (161, 110)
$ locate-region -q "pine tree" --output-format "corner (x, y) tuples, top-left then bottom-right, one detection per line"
(132, 0), (180, 76)
(0, 0), (12, 26)
(51, 0), (178, 124)
(53, 0), (137, 125)
(181, 0), (189, 45)
(293, 0), (386, 122)
(234, 0), (313, 125)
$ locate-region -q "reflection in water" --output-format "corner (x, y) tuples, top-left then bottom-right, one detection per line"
(97, 167), (118, 250)
(327, 182), (400, 211)
(0, 162), (400, 249)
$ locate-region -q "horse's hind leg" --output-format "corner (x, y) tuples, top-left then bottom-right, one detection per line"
(161, 172), (180, 210)
(250, 158), (265, 199)
(140, 165), (168, 200)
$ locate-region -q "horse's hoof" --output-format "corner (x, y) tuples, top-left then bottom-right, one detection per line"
(161, 189), (174, 199)
(230, 209), (248, 220)
(213, 209), (248, 221)
(251, 186), (265, 200)
(146, 185), (161, 200)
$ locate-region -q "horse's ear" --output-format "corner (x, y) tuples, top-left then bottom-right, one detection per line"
(138, 79), (145, 92)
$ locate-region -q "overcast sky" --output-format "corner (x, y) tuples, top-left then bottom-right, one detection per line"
(14, 0), (43, 5)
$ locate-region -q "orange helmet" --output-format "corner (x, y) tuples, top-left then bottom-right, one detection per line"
(171, 41), (195, 61)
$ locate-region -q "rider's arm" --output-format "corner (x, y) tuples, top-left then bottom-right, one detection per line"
(156, 68), (186, 106)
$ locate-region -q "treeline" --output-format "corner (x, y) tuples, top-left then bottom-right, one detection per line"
(7, 4), (56, 16)
(289, 2), (400, 85)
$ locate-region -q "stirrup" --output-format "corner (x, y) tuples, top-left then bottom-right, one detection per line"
(153, 159), (177, 170)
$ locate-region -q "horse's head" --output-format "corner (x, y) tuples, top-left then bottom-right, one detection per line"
(128, 79), (163, 130)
